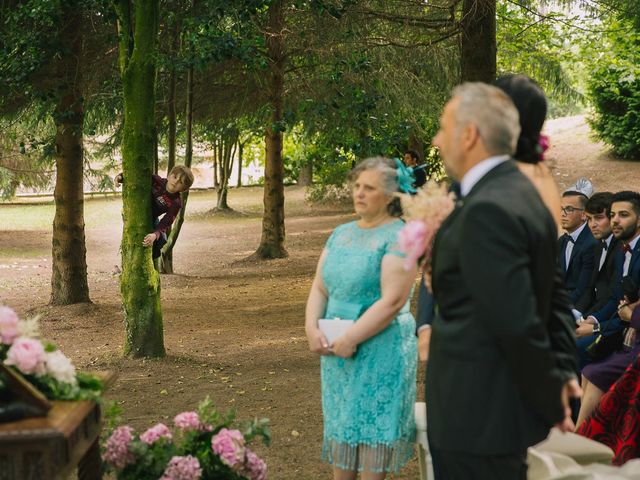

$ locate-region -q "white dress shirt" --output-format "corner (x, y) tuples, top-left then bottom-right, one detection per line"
(564, 221), (588, 269)
(460, 155), (510, 198)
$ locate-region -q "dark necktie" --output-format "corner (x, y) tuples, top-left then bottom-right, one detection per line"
(602, 240), (608, 251)
(623, 243), (632, 254)
(563, 233), (575, 244)
(449, 181), (461, 198)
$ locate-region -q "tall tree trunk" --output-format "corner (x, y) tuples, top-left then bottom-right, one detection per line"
(460, 0), (496, 83)
(166, 19), (179, 175)
(297, 162), (312, 186)
(115, 0), (164, 357)
(256, 0), (287, 259)
(237, 142), (243, 188)
(51, 2), (90, 305)
(216, 138), (235, 210)
(159, 62), (194, 274)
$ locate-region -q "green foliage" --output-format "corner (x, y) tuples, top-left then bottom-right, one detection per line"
(497, 2), (584, 117)
(587, 18), (640, 159)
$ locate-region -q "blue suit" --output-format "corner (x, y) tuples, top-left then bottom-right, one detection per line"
(558, 224), (598, 305)
(576, 241), (640, 368)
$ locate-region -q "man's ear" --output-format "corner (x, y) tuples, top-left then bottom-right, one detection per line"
(461, 123), (479, 151)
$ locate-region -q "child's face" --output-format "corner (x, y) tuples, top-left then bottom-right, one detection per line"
(167, 172), (188, 193)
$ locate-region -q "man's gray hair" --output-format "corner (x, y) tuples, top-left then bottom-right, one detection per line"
(452, 82), (521, 156)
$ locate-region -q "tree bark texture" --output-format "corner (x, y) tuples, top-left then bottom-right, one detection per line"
(216, 133), (237, 210)
(297, 162), (312, 186)
(256, 0), (287, 259)
(50, 2), (90, 305)
(237, 142), (243, 188)
(116, 0), (164, 357)
(460, 0), (496, 83)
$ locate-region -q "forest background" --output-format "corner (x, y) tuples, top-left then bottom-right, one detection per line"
(0, 1), (639, 477)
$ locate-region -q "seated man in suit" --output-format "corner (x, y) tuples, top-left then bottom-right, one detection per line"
(576, 191), (640, 368)
(559, 179), (598, 305)
(574, 192), (618, 322)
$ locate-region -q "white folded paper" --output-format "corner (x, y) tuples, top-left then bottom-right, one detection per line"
(318, 318), (355, 344)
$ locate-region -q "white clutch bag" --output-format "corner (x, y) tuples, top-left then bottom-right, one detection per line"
(318, 318), (355, 344)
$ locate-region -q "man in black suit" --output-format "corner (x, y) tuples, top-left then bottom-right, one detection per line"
(575, 191), (640, 367)
(559, 183), (598, 304)
(403, 149), (427, 188)
(426, 83), (579, 480)
(574, 193), (620, 366)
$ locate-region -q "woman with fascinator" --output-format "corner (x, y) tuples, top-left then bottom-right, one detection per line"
(305, 157), (418, 479)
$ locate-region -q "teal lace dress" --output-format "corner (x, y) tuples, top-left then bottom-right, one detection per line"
(320, 219), (417, 473)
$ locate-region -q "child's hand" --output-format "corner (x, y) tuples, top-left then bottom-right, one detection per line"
(142, 233), (156, 247)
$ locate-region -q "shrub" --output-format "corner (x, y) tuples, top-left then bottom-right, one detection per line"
(587, 20), (640, 159)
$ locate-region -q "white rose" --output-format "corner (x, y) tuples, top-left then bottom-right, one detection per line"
(45, 350), (77, 385)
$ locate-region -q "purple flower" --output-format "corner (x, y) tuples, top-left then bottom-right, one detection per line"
(211, 428), (246, 468)
(244, 448), (267, 480)
(0, 306), (19, 345)
(174, 411), (201, 431)
(4, 337), (46, 375)
(103, 426), (136, 470)
(140, 423), (172, 444)
(160, 455), (202, 480)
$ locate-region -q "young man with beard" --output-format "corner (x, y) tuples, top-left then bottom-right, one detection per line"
(577, 191), (640, 427)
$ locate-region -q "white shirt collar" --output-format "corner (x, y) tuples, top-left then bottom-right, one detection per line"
(460, 155), (510, 197)
(568, 221), (587, 242)
(604, 234), (613, 248)
(626, 233), (640, 252)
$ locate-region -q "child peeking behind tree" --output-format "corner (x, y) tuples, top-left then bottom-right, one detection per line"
(115, 165), (194, 259)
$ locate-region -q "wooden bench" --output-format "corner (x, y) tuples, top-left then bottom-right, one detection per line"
(0, 399), (102, 480)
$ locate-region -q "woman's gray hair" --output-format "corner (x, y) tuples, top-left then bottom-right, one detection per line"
(452, 82), (521, 156)
(349, 157), (398, 195)
(349, 157), (403, 217)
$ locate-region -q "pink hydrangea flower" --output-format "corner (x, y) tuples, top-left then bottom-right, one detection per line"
(398, 220), (428, 270)
(103, 426), (136, 470)
(0, 306), (19, 345)
(4, 337), (46, 375)
(174, 411), (201, 431)
(160, 455), (202, 480)
(140, 423), (172, 444)
(211, 428), (246, 468)
(244, 448), (267, 480)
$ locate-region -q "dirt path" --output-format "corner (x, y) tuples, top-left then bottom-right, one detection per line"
(0, 115), (635, 479)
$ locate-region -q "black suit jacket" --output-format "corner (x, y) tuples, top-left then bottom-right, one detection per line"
(558, 225), (598, 304)
(426, 161), (578, 455)
(574, 237), (620, 316)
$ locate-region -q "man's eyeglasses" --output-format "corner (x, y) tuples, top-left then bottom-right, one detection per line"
(561, 206), (584, 215)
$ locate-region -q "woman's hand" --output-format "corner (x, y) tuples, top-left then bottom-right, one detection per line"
(618, 299), (640, 323)
(306, 328), (331, 356)
(331, 334), (357, 358)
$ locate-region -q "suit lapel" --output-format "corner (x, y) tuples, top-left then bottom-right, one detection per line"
(568, 225), (589, 269)
(628, 241), (640, 277)
(432, 160), (516, 292)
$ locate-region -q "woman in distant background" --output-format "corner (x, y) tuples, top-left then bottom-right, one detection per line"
(305, 157), (417, 480)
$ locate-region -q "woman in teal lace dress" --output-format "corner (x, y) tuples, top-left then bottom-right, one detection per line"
(305, 157), (418, 480)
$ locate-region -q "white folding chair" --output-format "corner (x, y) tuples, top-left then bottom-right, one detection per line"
(415, 401), (434, 480)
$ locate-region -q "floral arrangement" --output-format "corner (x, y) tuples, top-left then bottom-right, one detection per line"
(103, 397), (270, 480)
(0, 305), (103, 401)
(397, 180), (457, 270)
